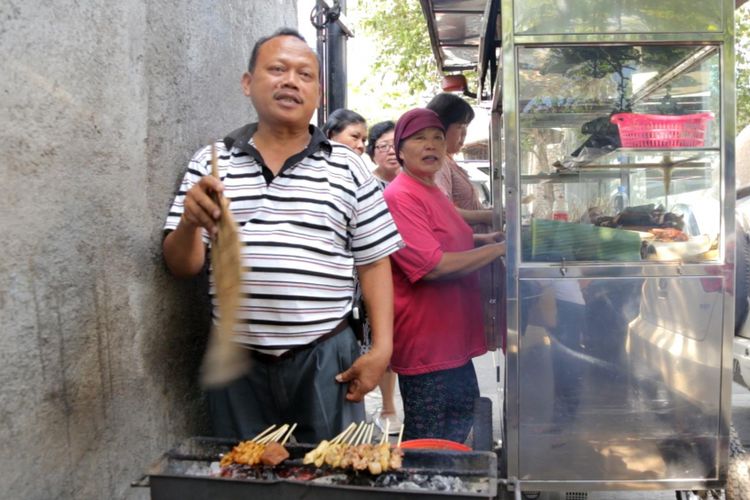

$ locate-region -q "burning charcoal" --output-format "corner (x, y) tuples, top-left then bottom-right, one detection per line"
(410, 473), (429, 486)
(374, 472), (405, 487)
(395, 481), (423, 491)
(208, 462), (222, 476)
(183, 463), (212, 477)
(429, 475), (467, 492)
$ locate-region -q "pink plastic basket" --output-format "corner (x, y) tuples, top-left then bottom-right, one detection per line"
(610, 112), (714, 148)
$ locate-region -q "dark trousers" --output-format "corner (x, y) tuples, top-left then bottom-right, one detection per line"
(398, 361), (479, 443)
(207, 327), (365, 443)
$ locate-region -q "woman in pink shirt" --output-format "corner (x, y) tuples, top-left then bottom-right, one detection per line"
(428, 93), (505, 352)
(383, 108), (505, 442)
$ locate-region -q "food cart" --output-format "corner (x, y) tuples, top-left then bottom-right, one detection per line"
(420, 0), (736, 497)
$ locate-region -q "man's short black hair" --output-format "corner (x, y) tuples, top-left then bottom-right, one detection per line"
(322, 108), (367, 139)
(247, 27), (318, 73)
(366, 120), (395, 160)
(426, 93), (475, 128)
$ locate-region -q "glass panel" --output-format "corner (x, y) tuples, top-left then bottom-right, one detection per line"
(514, 0), (722, 35)
(433, 0), (486, 11)
(517, 45), (721, 263)
(436, 13), (482, 45)
(518, 277), (722, 480)
(442, 46), (479, 67)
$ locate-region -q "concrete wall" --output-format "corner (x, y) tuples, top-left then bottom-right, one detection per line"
(0, 1), (298, 499)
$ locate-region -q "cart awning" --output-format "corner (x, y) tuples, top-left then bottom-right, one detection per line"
(418, 0), (501, 98)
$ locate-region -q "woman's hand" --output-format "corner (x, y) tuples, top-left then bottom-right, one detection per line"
(474, 231), (505, 247)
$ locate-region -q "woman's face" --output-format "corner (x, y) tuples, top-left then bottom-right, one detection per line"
(445, 121), (469, 155)
(398, 127), (446, 181)
(331, 122), (367, 156)
(372, 130), (399, 174)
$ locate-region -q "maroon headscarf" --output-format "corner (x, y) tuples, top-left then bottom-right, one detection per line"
(393, 108), (445, 165)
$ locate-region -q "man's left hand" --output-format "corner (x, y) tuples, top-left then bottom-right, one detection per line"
(335, 349), (390, 402)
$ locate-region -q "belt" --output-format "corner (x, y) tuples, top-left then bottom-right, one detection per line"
(249, 318), (350, 364)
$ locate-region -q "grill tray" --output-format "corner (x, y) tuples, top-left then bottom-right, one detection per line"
(143, 437), (497, 500)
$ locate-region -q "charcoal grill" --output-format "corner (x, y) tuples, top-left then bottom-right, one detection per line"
(135, 437), (497, 500)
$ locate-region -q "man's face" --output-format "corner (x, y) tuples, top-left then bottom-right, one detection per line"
(242, 36), (321, 128)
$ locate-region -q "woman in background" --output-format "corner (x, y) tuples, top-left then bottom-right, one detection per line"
(364, 119), (402, 434)
(426, 93), (492, 227)
(367, 120), (400, 189)
(323, 109), (367, 156)
(326, 111), (402, 434)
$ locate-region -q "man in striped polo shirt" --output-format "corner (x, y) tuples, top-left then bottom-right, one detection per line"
(162, 28), (403, 442)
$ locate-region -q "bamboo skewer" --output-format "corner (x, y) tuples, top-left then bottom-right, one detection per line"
(366, 423), (374, 444)
(332, 423), (356, 444)
(380, 420), (390, 445)
(350, 422), (365, 445)
(260, 424), (288, 444)
(251, 424), (277, 443)
(281, 423), (297, 445)
(397, 424), (405, 448)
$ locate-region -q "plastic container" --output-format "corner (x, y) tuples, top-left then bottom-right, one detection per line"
(552, 193), (569, 221)
(610, 112), (714, 148)
(399, 438), (472, 451)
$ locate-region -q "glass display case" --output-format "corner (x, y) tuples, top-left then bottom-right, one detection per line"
(517, 44), (721, 263)
(497, 0), (735, 494)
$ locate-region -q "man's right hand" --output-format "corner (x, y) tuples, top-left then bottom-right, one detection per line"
(181, 176), (225, 237)
(163, 175), (224, 277)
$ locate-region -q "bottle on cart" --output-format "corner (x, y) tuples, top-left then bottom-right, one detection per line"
(552, 193), (569, 221)
(612, 185), (629, 214)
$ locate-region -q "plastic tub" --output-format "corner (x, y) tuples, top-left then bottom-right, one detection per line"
(610, 112), (714, 148)
(400, 438), (472, 451)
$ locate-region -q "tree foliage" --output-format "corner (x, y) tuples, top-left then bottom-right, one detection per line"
(358, 0), (440, 94)
(350, 0), (441, 118)
(737, 3), (750, 131)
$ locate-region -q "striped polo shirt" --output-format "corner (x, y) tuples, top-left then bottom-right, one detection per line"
(165, 123), (404, 355)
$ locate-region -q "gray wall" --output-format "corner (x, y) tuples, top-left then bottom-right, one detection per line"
(0, 1), (298, 499)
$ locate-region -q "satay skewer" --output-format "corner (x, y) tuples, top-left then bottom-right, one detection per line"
(349, 422), (365, 445)
(366, 423), (374, 444)
(380, 420), (390, 445)
(260, 424), (288, 444)
(332, 422), (356, 444)
(251, 424), (277, 442)
(397, 424), (405, 448)
(356, 422), (369, 445)
(281, 423), (297, 445)
(339, 423), (356, 444)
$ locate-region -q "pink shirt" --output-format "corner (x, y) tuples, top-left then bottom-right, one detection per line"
(434, 157), (483, 211)
(383, 173), (487, 376)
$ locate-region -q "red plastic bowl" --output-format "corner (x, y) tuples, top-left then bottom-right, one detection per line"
(399, 438), (471, 451)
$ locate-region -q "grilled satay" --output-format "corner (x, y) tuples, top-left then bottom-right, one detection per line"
(221, 424), (296, 467)
(220, 441), (265, 467)
(260, 442), (290, 466)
